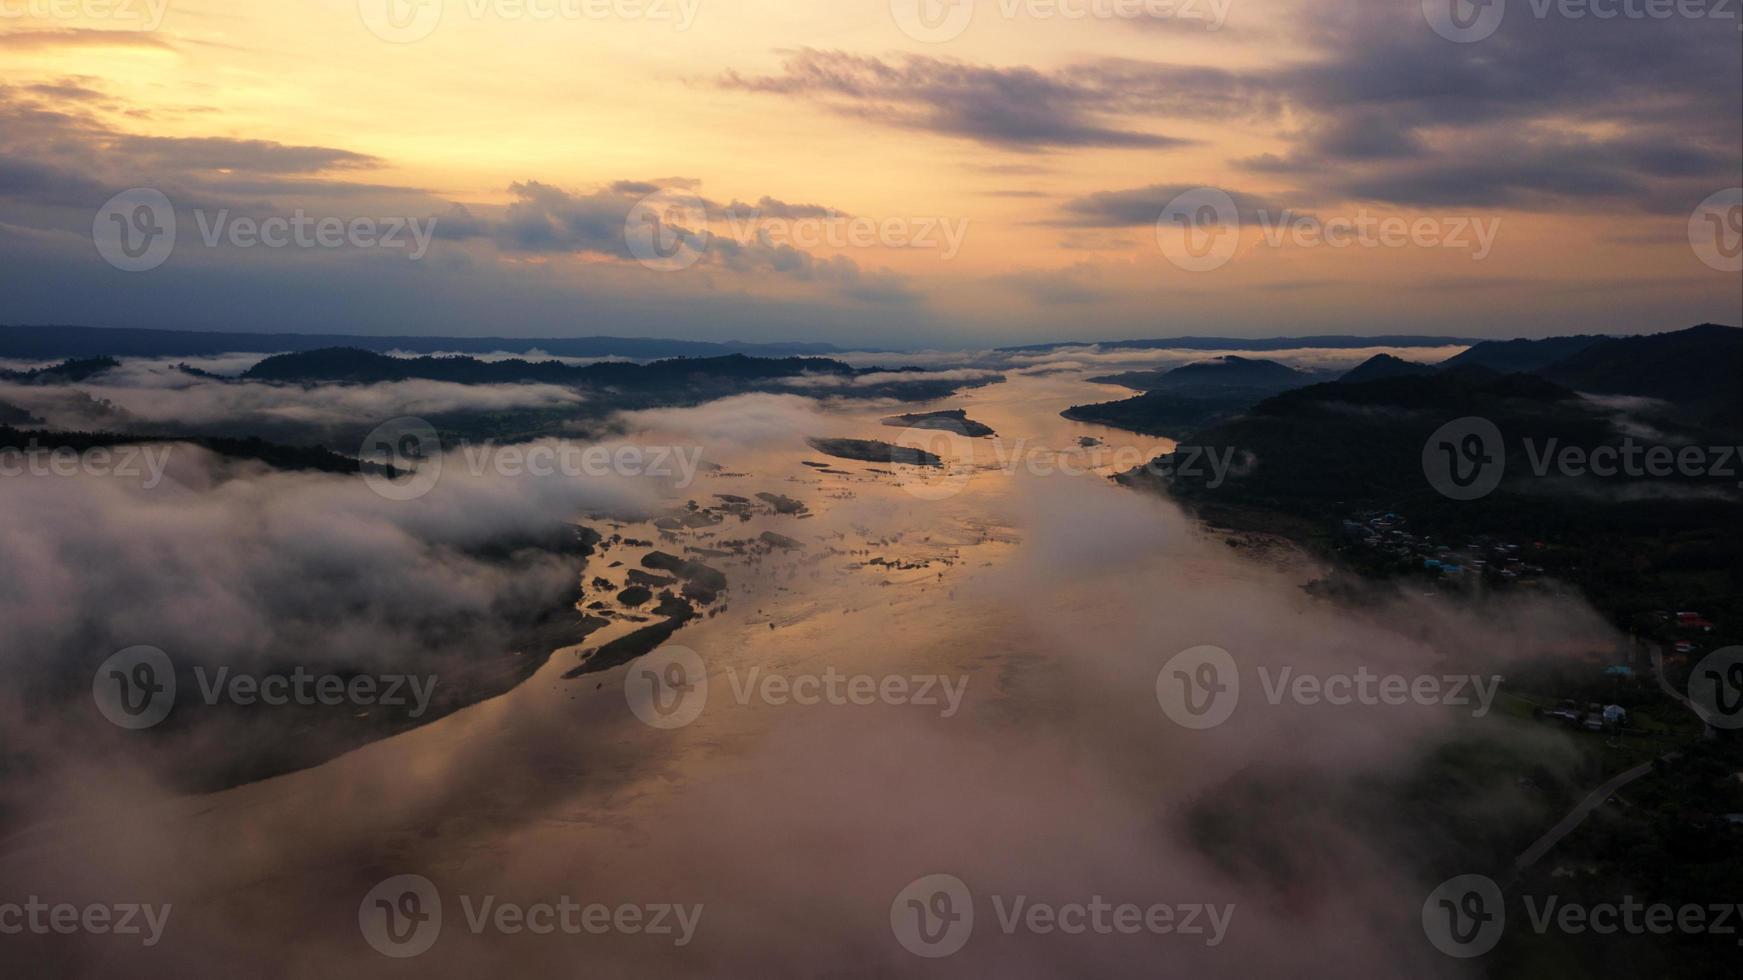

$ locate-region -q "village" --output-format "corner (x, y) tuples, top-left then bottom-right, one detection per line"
(1337, 510), (1734, 742)
(1340, 510), (1547, 586)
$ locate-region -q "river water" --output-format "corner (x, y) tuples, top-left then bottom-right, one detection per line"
(3, 370), (1609, 978)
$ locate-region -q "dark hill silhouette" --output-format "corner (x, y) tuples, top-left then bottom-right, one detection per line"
(1062, 390), (1257, 440)
(242, 348), (854, 387)
(1339, 353), (1435, 383)
(1437, 335), (1608, 374)
(1535, 324), (1741, 426)
(1000, 334), (1478, 353)
(0, 357), (121, 385)
(1067, 357), (1325, 437)
(0, 401), (39, 425)
(1093, 355), (1316, 393)
(0, 324), (838, 360)
(0, 425), (366, 474)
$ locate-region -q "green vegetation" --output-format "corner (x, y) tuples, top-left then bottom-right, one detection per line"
(1123, 325), (1743, 978)
(1063, 389), (1261, 440)
(880, 408), (996, 437)
(805, 437), (943, 467)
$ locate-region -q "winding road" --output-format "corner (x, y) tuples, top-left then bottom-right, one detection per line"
(1514, 759), (1658, 871)
(1512, 644), (1704, 872)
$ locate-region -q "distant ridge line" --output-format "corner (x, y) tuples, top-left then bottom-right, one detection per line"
(998, 335), (1482, 352)
(0, 324), (844, 360)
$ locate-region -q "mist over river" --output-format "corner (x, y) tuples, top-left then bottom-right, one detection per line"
(0, 371), (1617, 978)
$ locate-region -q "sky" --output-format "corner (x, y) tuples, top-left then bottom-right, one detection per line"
(0, 0), (1738, 347)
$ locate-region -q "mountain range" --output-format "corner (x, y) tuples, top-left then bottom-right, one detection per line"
(1001, 334), (1478, 352)
(0, 324), (842, 361)
(241, 348), (853, 387)
(1070, 324), (1740, 437)
(1090, 355), (1326, 394)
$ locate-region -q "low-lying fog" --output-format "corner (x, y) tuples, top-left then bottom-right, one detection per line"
(0, 359), (1618, 978)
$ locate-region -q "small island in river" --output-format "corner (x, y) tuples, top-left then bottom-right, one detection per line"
(806, 437), (944, 467)
(879, 408), (996, 437)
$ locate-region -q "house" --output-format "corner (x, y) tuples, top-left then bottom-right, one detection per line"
(1677, 611), (1716, 631)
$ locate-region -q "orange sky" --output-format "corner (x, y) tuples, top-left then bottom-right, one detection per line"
(0, 0), (1737, 343)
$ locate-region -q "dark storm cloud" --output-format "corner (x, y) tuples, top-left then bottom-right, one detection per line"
(718, 50), (1231, 151)
(1297, 112), (1426, 161)
(724, 196), (845, 220)
(1337, 160), (1640, 210)
(1282, 2), (1739, 132)
(1320, 129), (1734, 212)
(0, 84), (388, 216)
(607, 177), (703, 195)
(0, 3), (1731, 339)
(192, 176), (423, 198)
(1055, 183), (1287, 227)
(1253, 2), (1741, 209)
(431, 179), (692, 257)
(108, 136), (380, 174)
(25, 81), (108, 101)
(0, 155), (106, 201)
(496, 179), (643, 255)
(1052, 2), (1738, 218)
(0, 78), (914, 308)
(698, 233), (922, 305)
(720, 18), (1730, 216)
(1612, 140), (1735, 180)
(431, 180), (918, 303)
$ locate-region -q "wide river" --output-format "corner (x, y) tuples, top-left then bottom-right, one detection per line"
(5, 370), (1591, 978)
